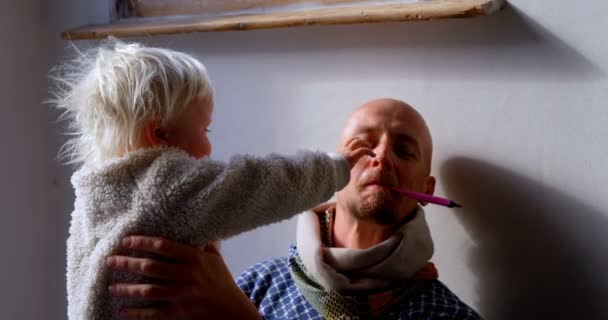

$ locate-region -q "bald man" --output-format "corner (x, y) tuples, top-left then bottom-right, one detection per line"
(107, 99), (481, 319)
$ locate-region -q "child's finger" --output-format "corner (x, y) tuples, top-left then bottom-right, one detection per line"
(347, 138), (373, 151)
(344, 137), (363, 150)
(362, 148), (376, 158)
(354, 148), (376, 159)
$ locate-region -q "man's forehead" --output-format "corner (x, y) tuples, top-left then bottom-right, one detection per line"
(342, 106), (425, 138)
(340, 100), (433, 157)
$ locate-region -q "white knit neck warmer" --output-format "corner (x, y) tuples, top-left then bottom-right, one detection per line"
(295, 205), (434, 291)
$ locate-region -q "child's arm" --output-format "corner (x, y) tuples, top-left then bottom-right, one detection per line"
(142, 149), (350, 244)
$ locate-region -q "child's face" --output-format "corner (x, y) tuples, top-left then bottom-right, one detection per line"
(166, 97), (213, 158)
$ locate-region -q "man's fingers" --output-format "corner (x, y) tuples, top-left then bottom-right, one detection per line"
(109, 283), (176, 300)
(121, 236), (200, 262)
(107, 255), (187, 281)
(118, 305), (170, 320)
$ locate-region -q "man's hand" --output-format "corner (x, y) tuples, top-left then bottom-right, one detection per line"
(106, 236), (261, 320)
(341, 137), (375, 168)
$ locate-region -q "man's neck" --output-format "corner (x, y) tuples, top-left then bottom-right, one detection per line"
(332, 204), (395, 250)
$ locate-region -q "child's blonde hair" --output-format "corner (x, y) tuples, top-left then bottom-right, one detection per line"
(51, 39), (213, 166)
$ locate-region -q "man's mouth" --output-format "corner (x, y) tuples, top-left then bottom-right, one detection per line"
(363, 181), (392, 188)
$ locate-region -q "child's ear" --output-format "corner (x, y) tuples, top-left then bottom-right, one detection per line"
(144, 120), (167, 147)
(420, 176), (436, 206)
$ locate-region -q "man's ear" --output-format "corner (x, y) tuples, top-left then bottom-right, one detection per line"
(144, 119), (167, 147)
(420, 176), (436, 206)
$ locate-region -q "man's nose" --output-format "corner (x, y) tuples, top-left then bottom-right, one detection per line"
(370, 141), (393, 170)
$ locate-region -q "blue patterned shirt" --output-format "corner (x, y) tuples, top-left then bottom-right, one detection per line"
(237, 245), (482, 320)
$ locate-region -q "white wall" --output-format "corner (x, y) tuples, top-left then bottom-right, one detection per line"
(0, 0), (53, 319)
(0, 1), (111, 319)
(36, 0), (608, 319)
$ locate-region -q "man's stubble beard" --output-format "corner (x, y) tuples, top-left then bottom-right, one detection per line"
(352, 189), (400, 226)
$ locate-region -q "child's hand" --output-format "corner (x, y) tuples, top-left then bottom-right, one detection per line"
(341, 138), (376, 169)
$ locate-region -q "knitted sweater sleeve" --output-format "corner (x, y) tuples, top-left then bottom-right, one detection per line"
(67, 149), (349, 320)
(140, 150), (350, 243)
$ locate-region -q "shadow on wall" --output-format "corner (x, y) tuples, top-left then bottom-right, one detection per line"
(440, 157), (608, 320)
(158, 3), (605, 81)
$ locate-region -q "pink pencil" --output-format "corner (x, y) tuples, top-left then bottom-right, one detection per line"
(389, 187), (461, 208)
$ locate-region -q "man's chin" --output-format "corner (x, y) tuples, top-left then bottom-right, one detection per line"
(356, 193), (401, 225)
(361, 188), (391, 205)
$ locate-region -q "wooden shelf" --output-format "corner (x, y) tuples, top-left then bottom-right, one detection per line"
(62, 0), (505, 40)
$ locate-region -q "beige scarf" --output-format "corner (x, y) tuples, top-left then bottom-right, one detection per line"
(288, 206), (437, 318)
(296, 205), (434, 291)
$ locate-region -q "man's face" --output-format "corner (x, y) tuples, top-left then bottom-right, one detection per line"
(336, 100), (435, 225)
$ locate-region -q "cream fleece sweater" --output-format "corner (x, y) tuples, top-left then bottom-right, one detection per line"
(66, 147), (350, 320)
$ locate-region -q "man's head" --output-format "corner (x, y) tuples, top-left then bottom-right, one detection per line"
(336, 98), (435, 225)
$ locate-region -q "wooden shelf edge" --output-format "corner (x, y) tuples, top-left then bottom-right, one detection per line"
(62, 0), (506, 40)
